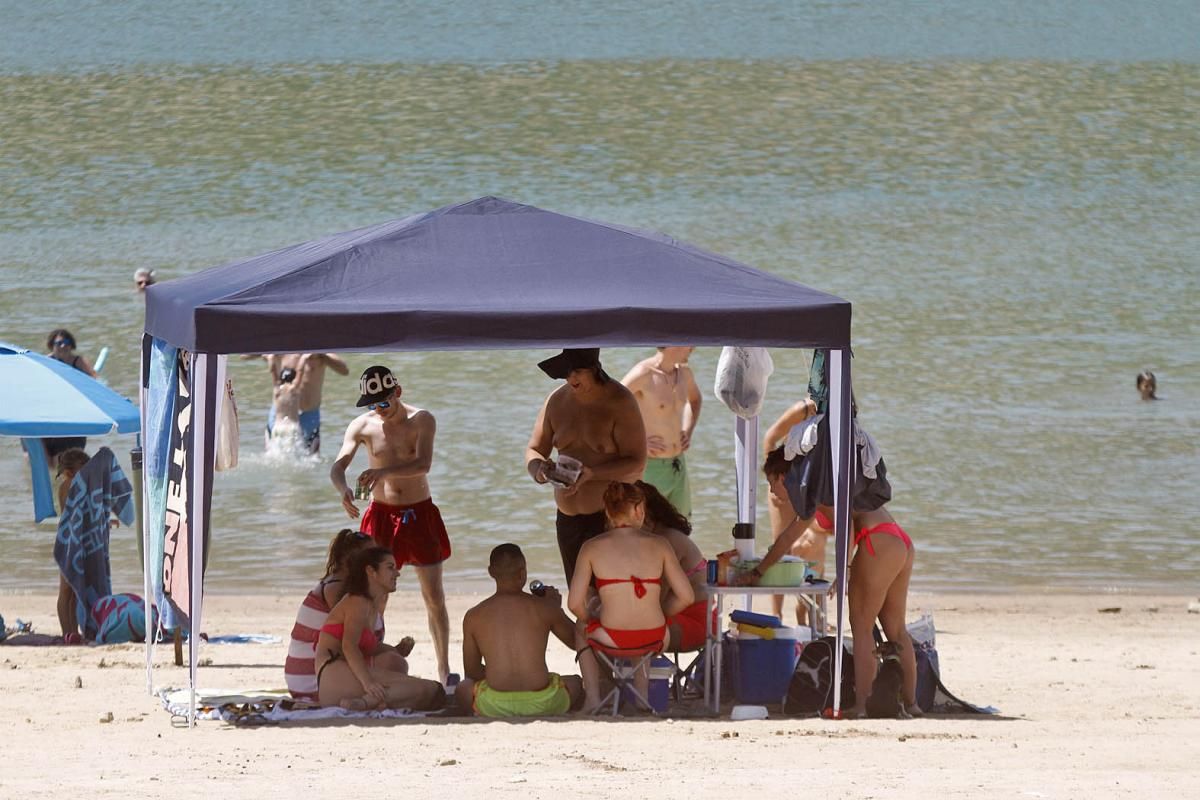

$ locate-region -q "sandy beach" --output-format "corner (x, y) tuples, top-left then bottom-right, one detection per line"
(1, 591), (1196, 799)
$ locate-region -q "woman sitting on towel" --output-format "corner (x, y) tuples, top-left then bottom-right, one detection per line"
(635, 481), (711, 652)
(569, 481), (694, 711)
(313, 546), (444, 712)
(753, 447), (920, 719)
(285, 529), (414, 702)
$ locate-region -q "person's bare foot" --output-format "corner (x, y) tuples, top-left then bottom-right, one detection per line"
(847, 707), (868, 720)
(905, 703), (923, 718)
(340, 697), (369, 711)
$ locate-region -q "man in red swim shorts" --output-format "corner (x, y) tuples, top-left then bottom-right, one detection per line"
(330, 365), (452, 685)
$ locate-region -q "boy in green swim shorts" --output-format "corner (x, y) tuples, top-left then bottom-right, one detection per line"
(621, 346), (701, 518)
(456, 544), (585, 718)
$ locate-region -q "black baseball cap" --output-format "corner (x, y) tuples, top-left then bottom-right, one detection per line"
(537, 348), (601, 380)
(357, 365), (398, 407)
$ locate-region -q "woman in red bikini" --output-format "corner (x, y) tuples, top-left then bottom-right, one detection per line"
(568, 481), (694, 712)
(635, 481), (711, 652)
(313, 546), (444, 711)
(752, 447), (921, 719)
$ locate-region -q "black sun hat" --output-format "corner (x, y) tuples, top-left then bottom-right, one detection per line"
(537, 348), (601, 380)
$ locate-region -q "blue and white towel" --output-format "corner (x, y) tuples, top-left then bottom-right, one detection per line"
(53, 447), (135, 639)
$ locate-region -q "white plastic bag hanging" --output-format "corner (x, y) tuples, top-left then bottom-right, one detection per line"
(713, 346), (774, 419)
(215, 378), (240, 472)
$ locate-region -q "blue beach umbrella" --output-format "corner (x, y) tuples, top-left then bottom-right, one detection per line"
(1, 341), (140, 522)
(0, 342), (139, 436)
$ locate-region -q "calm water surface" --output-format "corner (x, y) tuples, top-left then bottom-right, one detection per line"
(0, 3), (1197, 597)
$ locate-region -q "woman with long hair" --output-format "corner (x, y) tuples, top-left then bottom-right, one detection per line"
(634, 481), (710, 652)
(285, 529), (414, 702)
(568, 481), (694, 711)
(313, 546), (444, 711)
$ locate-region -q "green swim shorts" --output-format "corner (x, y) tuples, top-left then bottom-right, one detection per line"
(473, 673), (572, 718)
(643, 455), (691, 517)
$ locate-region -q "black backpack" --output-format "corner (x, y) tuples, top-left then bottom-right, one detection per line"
(784, 635), (856, 714)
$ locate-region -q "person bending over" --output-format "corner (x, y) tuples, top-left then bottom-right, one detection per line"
(456, 544), (585, 717)
(635, 481), (710, 652)
(748, 447), (920, 719)
(568, 481), (693, 712)
(762, 394), (830, 624)
(313, 546), (444, 711)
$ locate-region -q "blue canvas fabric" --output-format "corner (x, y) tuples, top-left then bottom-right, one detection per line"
(53, 447), (136, 639)
(0, 343), (139, 436)
(145, 337), (178, 630)
(143, 196), (850, 354)
(20, 437), (57, 523)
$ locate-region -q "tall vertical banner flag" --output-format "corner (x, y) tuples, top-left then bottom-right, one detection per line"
(161, 352), (194, 625)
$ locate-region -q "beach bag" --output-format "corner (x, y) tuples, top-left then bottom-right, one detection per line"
(713, 346), (774, 419)
(783, 635), (855, 714)
(91, 593), (156, 644)
(907, 614), (938, 711)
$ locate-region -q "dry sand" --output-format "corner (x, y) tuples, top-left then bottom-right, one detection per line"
(1, 591), (1197, 799)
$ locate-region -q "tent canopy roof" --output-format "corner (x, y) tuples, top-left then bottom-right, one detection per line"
(144, 196), (850, 354)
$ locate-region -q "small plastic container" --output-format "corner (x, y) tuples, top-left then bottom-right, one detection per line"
(648, 656), (673, 713)
(621, 656), (673, 713)
(730, 704), (769, 721)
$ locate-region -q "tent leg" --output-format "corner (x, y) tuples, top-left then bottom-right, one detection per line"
(174, 627), (183, 666)
(733, 415), (759, 613)
(828, 348), (853, 717)
(138, 334), (155, 696)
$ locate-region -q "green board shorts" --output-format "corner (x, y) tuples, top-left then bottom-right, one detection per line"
(473, 673), (572, 718)
(643, 454), (691, 518)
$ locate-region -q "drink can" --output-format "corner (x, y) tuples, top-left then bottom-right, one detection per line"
(706, 559), (719, 586)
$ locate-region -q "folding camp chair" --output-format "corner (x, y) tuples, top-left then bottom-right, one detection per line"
(587, 634), (666, 716)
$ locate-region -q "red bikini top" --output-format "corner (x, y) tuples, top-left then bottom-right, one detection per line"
(594, 576), (662, 599)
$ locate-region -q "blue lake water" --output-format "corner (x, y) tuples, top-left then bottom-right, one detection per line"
(0, 1), (1196, 596)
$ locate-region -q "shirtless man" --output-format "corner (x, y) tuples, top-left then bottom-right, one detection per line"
(455, 544), (585, 717)
(257, 352), (349, 453)
(621, 346), (702, 517)
(330, 365), (452, 684)
(526, 348), (647, 583)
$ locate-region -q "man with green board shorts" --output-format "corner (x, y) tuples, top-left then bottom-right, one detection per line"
(621, 346), (702, 517)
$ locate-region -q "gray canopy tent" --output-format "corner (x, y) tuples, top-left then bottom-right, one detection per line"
(141, 196), (856, 721)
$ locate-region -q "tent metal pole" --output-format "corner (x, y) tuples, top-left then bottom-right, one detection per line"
(829, 348), (853, 717)
(139, 334), (154, 696)
(734, 415), (759, 612)
(186, 354), (224, 727)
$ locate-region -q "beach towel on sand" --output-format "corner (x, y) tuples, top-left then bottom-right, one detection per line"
(159, 687), (434, 724)
(54, 447), (135, 639)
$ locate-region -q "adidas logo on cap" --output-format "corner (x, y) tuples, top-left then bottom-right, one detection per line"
(357, 366), (398, 406)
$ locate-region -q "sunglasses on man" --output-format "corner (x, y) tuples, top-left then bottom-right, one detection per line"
(368, 400), (391, 410)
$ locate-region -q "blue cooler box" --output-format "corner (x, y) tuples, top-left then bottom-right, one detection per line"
(734, 636), (800, 705)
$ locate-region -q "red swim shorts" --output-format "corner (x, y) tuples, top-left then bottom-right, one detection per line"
(360, 498), (451, 567)
(667, 601), (717, 651)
